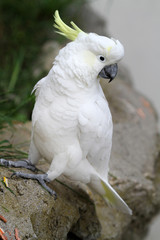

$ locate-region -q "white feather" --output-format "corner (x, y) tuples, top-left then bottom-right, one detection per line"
(29, 32), (131, 214)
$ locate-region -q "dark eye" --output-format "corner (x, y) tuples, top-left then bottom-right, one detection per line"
(98, 55), (106, 62)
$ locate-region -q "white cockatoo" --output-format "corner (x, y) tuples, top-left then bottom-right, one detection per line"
(0, 11), (132, 215)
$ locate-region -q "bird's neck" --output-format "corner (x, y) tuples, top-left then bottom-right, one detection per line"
(49, 66), (101, 99)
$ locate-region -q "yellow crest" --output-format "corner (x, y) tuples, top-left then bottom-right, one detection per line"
(54, 10), (84, 41)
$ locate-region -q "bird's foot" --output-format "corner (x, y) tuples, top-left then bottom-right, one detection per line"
(11, 172), (57, 198)
(0, 158), (37, 172)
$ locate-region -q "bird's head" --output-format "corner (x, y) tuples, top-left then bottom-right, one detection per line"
(54, 11), (124, 86)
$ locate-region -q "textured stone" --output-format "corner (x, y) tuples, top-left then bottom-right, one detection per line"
(0, 165), (100, 240)
(100, 78), (160, 239)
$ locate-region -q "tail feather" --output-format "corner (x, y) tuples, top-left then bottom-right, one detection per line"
(101, 180), (132, 215)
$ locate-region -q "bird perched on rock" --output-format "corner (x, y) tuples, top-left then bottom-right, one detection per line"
(0, 11), (132, 215)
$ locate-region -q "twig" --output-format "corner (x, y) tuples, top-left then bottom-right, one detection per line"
(14, 228), (21, 240)
(0, 232), (8, 240)
(0, 215), (7, 223)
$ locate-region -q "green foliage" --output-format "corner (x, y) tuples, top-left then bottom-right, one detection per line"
(0, 140), (28, 160)
(0, 0), (85, 128)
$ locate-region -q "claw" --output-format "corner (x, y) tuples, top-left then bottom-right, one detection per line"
(11, 172), (57, 198)
(0, 159), (37, 172)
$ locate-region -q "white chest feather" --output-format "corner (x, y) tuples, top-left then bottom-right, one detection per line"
(31, 76), (112, 179)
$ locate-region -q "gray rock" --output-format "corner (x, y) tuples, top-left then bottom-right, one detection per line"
(100, 78), (160, 239)
(0, 160), (101, 240)
(0, 78), (160, 240)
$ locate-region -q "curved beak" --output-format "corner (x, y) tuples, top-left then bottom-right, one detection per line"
(99, 63), (118, 82)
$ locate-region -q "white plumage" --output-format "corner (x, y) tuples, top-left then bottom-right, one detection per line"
(28, 27), (132, 215)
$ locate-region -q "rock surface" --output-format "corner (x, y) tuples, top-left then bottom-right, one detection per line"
(0, 78), (160, 240)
